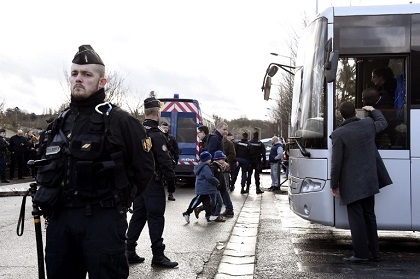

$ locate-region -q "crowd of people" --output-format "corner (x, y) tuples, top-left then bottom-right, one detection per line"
(0, 128), (41, 183)
(181, 122), (289, 225)
(1, 44), (396, 279)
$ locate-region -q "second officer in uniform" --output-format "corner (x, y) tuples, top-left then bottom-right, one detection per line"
(126, 97), (178, 268)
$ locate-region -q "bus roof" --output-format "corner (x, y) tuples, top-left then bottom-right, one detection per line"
(159, 98), (199, 104)
(319, 4), (420, 19)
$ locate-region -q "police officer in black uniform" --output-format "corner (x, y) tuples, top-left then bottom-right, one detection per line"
(160, 121), (180, 201)
(38, 45), (155, 279)
(125, 97), (178, 268)
(247, 131), (266, 194)
(231, 132), (250, 194)
(0, 129), (10, 183)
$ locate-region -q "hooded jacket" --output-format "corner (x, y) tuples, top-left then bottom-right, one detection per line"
(193, 162), (219, 195)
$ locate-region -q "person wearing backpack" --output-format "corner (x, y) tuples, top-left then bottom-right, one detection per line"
(38, 45), (155, 279)
(247, 131), (266, 194)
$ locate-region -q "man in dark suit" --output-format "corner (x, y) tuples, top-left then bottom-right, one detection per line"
(330, 101), (392, 263)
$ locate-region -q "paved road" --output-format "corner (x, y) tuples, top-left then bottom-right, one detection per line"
(1, 174), (420, 279)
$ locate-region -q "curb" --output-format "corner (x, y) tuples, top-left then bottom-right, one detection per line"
(0, 189), (28, 197)
(215, 192), (262, 279)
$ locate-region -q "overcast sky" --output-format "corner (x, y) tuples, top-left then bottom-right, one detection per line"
(0, 0), (416, 121)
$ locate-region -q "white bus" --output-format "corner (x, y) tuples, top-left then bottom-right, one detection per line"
(264, 4), (420, 231)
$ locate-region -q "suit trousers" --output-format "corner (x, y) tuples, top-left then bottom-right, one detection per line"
(346, 194), (379, 259)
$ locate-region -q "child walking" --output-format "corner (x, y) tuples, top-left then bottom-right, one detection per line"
(182, 151), (220, 223)
(194, 150), (230, 222)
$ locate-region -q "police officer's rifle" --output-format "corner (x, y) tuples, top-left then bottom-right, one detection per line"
(16, 159), (49, 279)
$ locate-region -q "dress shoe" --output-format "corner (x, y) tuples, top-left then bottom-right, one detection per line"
(240, 189), (246, 194)
(229, 185), (235, 192)
(167, 193), (176, 201)
(343, 255), (369, 263)
(221, 210), (234, 218)
(126, 250), (145, 264)
(151, 255), (178, 268)
(256, 189), (264, 194)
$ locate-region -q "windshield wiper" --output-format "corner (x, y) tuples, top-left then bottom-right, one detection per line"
(289, 136), (311, 157)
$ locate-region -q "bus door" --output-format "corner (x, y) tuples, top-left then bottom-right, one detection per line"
(334, 56), (411, 230)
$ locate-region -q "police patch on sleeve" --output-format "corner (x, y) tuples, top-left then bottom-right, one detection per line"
(162, 144), (168, 152)
(142, 137), (152, 152)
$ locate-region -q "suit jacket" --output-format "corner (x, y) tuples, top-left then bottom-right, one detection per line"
(330, 109), (392, 205)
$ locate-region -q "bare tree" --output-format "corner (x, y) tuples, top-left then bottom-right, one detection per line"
(104, 70), (130, 107)
(269, 15), (308, 140)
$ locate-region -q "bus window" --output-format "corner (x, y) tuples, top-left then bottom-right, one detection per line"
(334, 57), (408, 149)
(176, 112), (197, 143)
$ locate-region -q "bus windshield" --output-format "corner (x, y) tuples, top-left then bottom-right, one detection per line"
(290, 17), (328, 148)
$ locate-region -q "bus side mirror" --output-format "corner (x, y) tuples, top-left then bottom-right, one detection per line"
(262, 65), (278, 100)
(263, 76), (272, 100)
(267, 65), (278, 77)
(325, 51), (339, 83)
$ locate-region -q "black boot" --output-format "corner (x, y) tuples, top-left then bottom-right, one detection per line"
(256, 187), (264, 194)
(126, 250), (145, 264)
(151, 255), (178, 268)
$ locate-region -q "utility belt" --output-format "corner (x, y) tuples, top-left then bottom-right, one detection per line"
(63, 195), (115, 208)
(62, 195), (122, 216)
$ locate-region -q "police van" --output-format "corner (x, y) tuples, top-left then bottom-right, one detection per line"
(159, 95), (214, 184)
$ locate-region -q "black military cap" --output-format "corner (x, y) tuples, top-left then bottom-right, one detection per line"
(144, 97), (161, 109)
(0, 128), (5, 133)
(72, 45), (104, 66)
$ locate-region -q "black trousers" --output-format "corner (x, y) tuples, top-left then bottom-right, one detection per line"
(0, 154), (6, 180)
(45, 205), (128, 279)
(126, 179), (166, 257)
(246, 160), (262, 190)
(346, 194), (379, 259)
(10, 152), (24, 179)
(185, 194), (212, 217)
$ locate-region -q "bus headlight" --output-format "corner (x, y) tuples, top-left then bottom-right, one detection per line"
(301, 178), (325, 193)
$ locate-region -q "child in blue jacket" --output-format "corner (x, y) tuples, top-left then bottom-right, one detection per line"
(182, 151), (219, 223)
